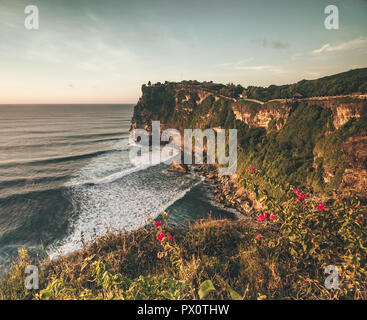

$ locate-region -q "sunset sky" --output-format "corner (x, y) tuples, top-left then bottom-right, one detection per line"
(0, 0), (366, 104)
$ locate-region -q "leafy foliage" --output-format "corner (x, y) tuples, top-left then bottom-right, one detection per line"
(245, 68), (367, 101)
(241, 168), (367, 299)
(198, 280), (216, 299)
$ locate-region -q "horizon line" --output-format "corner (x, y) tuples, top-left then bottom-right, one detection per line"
(0, 102), (137, 105)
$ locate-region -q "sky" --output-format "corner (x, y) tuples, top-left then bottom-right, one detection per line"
(0, 0), (366, 104)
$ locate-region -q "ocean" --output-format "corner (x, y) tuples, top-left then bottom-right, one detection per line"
(0, 104), (235, 272)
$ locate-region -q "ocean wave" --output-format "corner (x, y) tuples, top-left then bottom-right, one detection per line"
(0, 149), (125, 168)
(0, 136), (129, 152)
(2, 131), (129, 141)
(67, 141), (180, 186)
(46, 139), (195, 258)
(0, 175), (69, 190)
(48, 167), (200, 259)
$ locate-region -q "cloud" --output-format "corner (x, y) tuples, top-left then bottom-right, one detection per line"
(235, 65), (284, 73)
(270, 40), (289, 49)
(252, 38), (289, 50)
(304, 71), (320, 78)
(86, 11), (99, 23)
(216, 59), (284, 73)
(140, 28), (165, 41)
(312, 37), (367, 54)
(19, 28), (138, 78)
(290, 52), (304, 61)
(215, 58), (253, 68)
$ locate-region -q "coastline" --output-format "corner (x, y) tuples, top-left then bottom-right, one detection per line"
(190, 164), (257, 216)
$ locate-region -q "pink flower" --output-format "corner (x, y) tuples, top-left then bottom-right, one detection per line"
(156, 232), (165, 242)
(251, 167), (255, 172)
(258, 212), (275, 222)
(294, 189), (307, 202)
(317, 203), (324, 211)
(154, 221), (162, 228)
(256, 233), (262, 240)
(167, 235), (172, 240)
(356, 218), (362, 223)
(246, 166), (249, 171)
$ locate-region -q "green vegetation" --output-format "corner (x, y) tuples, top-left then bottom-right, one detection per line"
(246, 68), (367, 101)
(143, 68), (367, 101)
(236, 103), (331, 191)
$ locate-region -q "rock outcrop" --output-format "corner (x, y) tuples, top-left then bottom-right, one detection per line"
(171, 161), (188, 173)
(340, 135), (367, 196)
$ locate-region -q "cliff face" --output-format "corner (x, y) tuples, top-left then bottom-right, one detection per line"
(340, 135), (367, 194)
(131, 82), (367, 197)
(231, 100), (293, 130)
(231, 96), (365, 132)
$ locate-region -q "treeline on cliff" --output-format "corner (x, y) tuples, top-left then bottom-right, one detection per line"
(245, 68), (367, 101)
(142, 68), (367, 102)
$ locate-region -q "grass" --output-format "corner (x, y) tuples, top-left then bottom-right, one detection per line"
(0, 218), (286, 300)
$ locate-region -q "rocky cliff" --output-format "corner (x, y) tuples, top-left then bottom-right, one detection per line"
(131, 81), (367, 198)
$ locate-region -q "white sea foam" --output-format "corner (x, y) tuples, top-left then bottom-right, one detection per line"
(48, 139), (198, 258)
(48, 181), (197, 258)
(65, 138), (180, 187)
